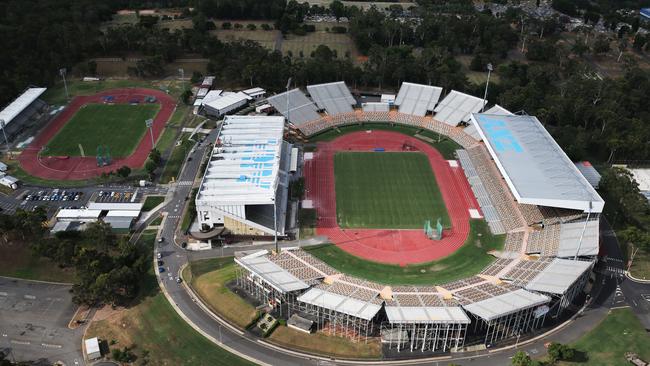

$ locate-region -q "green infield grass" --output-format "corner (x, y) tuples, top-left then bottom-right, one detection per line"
(305, 220), (504, 285)
(334, 152), (449, 229)
(45, 103), (159, 157)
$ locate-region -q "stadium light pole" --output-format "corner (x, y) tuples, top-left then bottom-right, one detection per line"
(285, 77), (292, 124)
(178, 68), (185, 90)
(574, 201), (592, 261)
(0, 120), (8, 149)
(272, 196), (278, 254)
(481, 63), (493, 113)
(145, 119), (155, 148)
(59, 68), (69, 101)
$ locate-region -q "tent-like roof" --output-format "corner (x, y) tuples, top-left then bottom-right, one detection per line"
(395, 82), (442, 117)
(197, 115), (285, 205)
(297, 287), (382, 321)
(307, 81), (356, 115)
(463, 289), (549, 321)
(385, 306), (470, 324)
(0, 87), (47, 127)
(434, 90), (486, 126)
(557, 220), (600, 257)
(267, 88), (320, 126)
(235, 251), (309, 293)
(526, 258), (593, 295)
(471, 113), (604, 213)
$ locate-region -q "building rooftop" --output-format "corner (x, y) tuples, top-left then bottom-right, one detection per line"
(526, 258), (593, 295)
(462, 289), (550, 321)
(434, 90), (486, 126)
(385, 306), (470, 324)
(297, 287), (382, 321)
(267, 88), (320, 126)
(307, 81), (356, 115)
(395, 82), (442, 117)
(471, 113), (604, 213)
(197, 115), (285, 205)
(0, 87), (47, 127)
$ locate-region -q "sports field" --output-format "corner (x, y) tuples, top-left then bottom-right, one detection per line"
(334, 152), (449, 229)
(44, 103), (159, 157)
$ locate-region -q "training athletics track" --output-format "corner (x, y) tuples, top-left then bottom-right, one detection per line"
(304, 130), (480, 265)
(18, 88), (175, 180)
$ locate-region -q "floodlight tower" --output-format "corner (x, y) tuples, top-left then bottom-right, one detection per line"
(145, 119), (155, 148)
(178, 68), (185, 90)
(59, 68), (69, 101)
(0, 119), (8, 148)
(481, 63), (493, 113)
(285, 77), (292, 124)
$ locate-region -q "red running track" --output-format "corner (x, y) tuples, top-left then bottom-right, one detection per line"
(304, 130), (480, 265)
(18, 88), (176, 181)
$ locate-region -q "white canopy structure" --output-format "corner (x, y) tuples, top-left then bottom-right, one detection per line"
(0, 87), (47, 128)
(394, 82), (442, 117)
(471, 113), (604, 213)
(434, 90), (486, 126)
(235, 251), (309, 293)
(526, 259), (593, 295)
(307, 81), (356, 115)
(463, 289), (550, 321)
(297, 287), (382, 321)
(385, 306), (469, 324)
(267, 88), (320, 126)
(557, 220), (600, 257)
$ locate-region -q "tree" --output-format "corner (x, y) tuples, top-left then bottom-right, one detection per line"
(247, 23), (257, 31)
(512, 351), (533, 366)
(84, 220), (115, 253)
(181, 89), (193, 105)
(190, 71), (203, 83)
(222, 22), (232, 30)
(149, 149), (162, 165)
(330, 0), (346, 20)
(261, 23), (272, 31)
(234, 23), (243, 30)
(116, 165), (131, 178)
(145, 160), (158, 176)
(593, 36), (611, 55)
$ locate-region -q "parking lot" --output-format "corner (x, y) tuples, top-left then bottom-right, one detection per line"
(22, 189), (85, 203)
(94, 189), (139, 203)
(0, 277), (85, 365)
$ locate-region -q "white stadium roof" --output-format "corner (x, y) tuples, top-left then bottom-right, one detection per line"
(307, 81), (356, 115)
(434, 90), (486, 126)
(462, 289), (549, 321)
(362, 102), (390, 112)
(0, 87), (47, 127)
(385, 306), (470, 324)
(204, 91), (250, 112)
(557, 220), (600, 257)
(235, 251), (309, 293)
(464, 104), (512, 140)
(471, 113), (604, 213)
(197, 115), (285, 205)
(297, 287), (382, 321)
(267, 88), (320, 126)
(526, 258), (593, 295)
(395, 82), (442, 117)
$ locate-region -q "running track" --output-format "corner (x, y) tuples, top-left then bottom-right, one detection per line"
(304, 130), (480, 265)
(18, 88), (176, 180)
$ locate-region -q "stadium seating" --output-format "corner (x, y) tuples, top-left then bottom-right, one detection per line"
(526, 224), (562, 256)
(504, 231), (526, 253)
(502, 257), (553, 287)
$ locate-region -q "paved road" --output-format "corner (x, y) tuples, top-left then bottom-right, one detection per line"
(0, 277), (86, 366)
(152, 130), (623, 366)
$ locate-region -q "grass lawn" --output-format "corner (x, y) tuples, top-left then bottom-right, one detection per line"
(0, 242), (75, 283)
(45, 103), (159, 158)
(185, 257), (382, 359)
(306, 220), (504, 285)
(335, 152), (449, 229)
(149, 216), (163, 226)
(160, 133), (194, 183)
(86, 235), (253, 366)
(142, 195), (165, 211)
(309, 122), (461, 159)
(269, 326), (381, 359)
(184, 257), (258, 329)
(628, 249), (650, 280)
(558, 308), (650, 366)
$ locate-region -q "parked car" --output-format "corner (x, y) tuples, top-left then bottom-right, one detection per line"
(158, 267), (165, 273)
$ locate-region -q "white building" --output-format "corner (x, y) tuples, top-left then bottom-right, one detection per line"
(0, 162), (7, 172)
(203, 92), (251, 117)
(84, 337), (101, 359)
(195, 115), (290, 237)
(242, 87), (266, 100)
(0, 175), (19, 189)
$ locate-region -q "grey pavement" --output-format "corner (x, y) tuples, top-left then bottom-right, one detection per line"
(0, 277), (86, 366)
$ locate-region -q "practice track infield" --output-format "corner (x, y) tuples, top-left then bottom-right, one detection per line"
(304, 130), (480, 265)
(44, 103), (159, 157)
(18, 88), (175, 180)
(334, 152), (449, 229)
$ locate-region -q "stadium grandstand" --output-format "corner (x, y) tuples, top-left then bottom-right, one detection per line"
(306, 81), (356, 115)
(199, 80), (606, 354)
(267, 88), (320, 127)
(194, 115), (291, 239)
(0, 87), (47, 144)
(394, 82), (442, 117)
